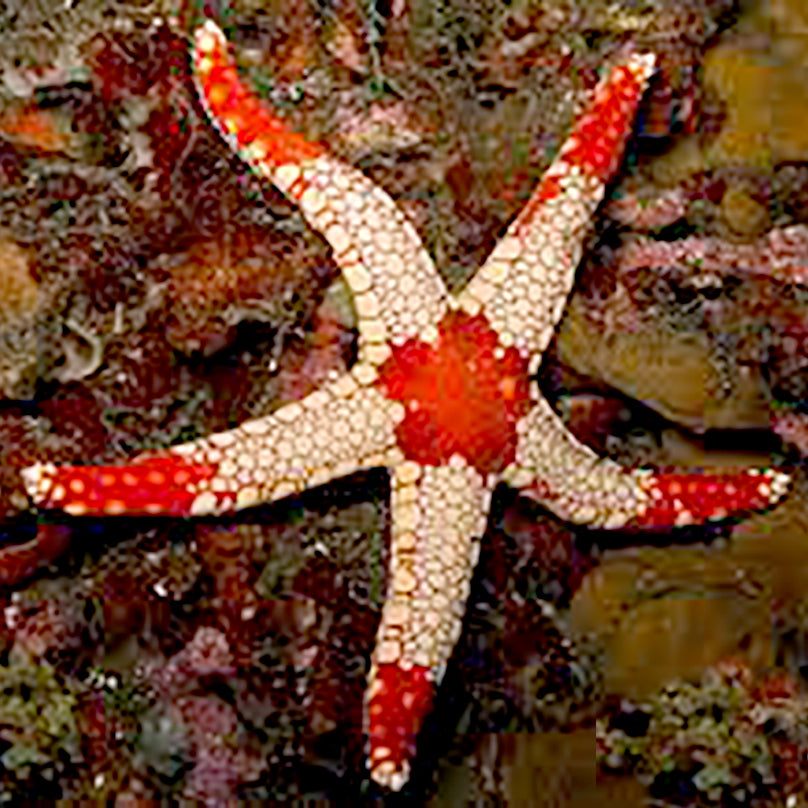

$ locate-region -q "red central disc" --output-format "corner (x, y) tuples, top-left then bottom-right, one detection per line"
(375, 310), (532, 475)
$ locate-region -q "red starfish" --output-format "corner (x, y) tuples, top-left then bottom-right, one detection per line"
(18, 20), (789, 791)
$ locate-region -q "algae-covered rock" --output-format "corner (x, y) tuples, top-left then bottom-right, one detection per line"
(0, 660), (83, 783)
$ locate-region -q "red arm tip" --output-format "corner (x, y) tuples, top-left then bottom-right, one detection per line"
(23, 456), (219, 517)
(365, 663), (434, 790)
(193, 19), (324, 166)
(633, 468), (790, 528)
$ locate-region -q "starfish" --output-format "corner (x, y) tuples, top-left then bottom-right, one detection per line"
(18, 20), (790, 792)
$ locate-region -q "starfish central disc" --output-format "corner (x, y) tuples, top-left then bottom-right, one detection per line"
(374, 311), (532, 474)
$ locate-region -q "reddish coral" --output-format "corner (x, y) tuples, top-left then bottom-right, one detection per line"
(162, 223), (329, 358)
(38, 383), (108, 460)
(375, 311), (532, 474)
(771, 736), (808, 790)
(752, 671), (800, 704)
(0, 539), (39, 587)
(76, 692), (108, 777)
(712, 657), (755, 691)
(86, 26), (189, 106)
(0, 525), (72, 588)
(0, 141), (22, 185)
(194, 524), (255, 604)
(0, 101), (74, 155)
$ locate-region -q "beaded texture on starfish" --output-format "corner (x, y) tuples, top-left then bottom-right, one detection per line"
(19, 20), (790, 792)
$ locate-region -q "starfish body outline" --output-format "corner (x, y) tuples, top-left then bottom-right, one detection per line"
(19, 21), (790, 791)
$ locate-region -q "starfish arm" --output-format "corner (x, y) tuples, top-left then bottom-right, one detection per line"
(192, 20), (449, 363)
(503, 396), (790, 529)
(21, 375), (404, 517)
(364, 457), (492, 791)
(456, 50), (656, 358)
